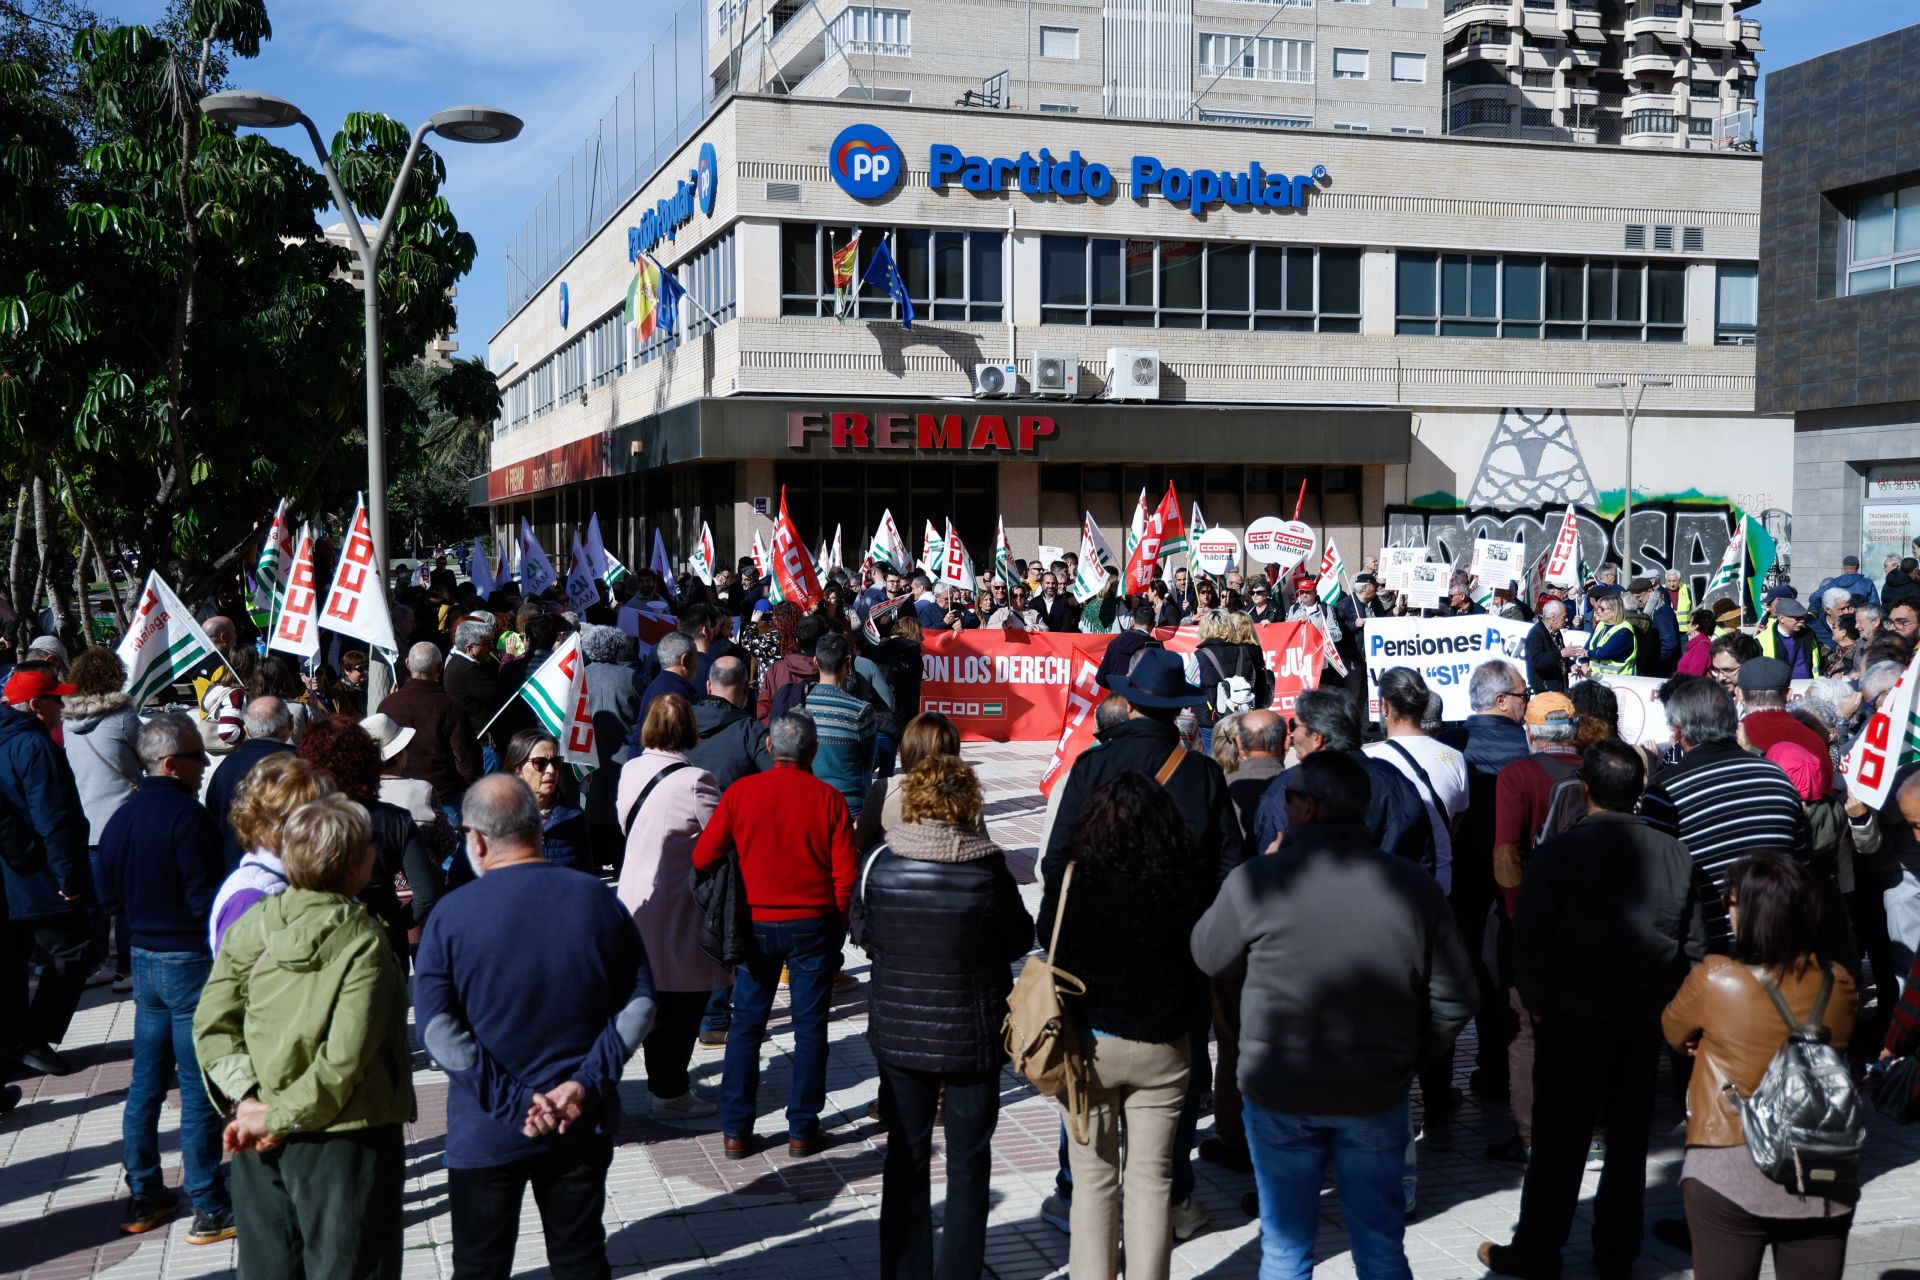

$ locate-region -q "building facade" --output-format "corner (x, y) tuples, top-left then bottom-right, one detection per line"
(484, 93), (1785, 597)
(1757, 24), (1920, 578)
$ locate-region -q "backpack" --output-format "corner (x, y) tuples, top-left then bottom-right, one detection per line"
(1533, 755), (1587, 847)
(1198, 646), (1254, 728)
(1709, 966), (1865, 1196)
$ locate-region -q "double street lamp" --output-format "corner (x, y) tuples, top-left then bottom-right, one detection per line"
(1597, 376), (1673, 579)
(199, 91), (523, 706)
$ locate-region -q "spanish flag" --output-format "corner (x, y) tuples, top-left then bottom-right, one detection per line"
(625, 255), (662, 342)
(831, 230), (861, 320)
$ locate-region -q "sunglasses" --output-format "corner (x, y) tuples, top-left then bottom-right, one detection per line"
(525, 757), (560, 772)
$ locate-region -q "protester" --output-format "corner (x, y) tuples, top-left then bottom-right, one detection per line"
(1640, 680), (1809, 950)
(1251, 688), (1434, 873)
(1523, 602), (1574, 695)
(1223, 709), (1286, 848)
(685, 655), (771, 792)
(207, 754), (335, 954)
(758, 613), (824, 722)
(854, 754), (1033, 1280)
(1193, 750), (1475, 1280)
(1095, 605), (1161, 690)
(1757, 597), (1822, 679)
(1040, 773), (1209, 1279)
(806, 631), (878, 817)
(1038, 571), (1079, 633)
(1677, 608), (1717, 677)
(251, 654), (316, 744)
(499, 729), (591, 874)
(1735, 658), (1834, 793)
(192, 794), (413, 1279)
(692, 713), (857, 1159)
(615, 694), (728, 1121)
(296, 715), (436, 953)
(1480, 741), (1705, 1280)
(97, 712), (232, 1241)
(1364, 667), (1467, 894)
(380, 642), (483, 822)
(61, 645), (142, 989)
(415, 773), (654, 1278)
(1662, 854), (1859, 1279)
(204, 696), (297, 868)
(1209, 710), (1244, 776)
(857, 711), (977, 854)
(1583, 588), (1638, 676)
(445, 616), (504, 753)
(329, 649), (371, 718)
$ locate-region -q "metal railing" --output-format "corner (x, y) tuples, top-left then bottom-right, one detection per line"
(502, 0), (711, 318)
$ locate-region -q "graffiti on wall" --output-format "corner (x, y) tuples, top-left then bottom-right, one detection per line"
(1397, 408), (1792, 595)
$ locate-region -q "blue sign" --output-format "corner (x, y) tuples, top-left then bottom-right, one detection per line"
(922, 142), (1327, 214)
(628, 146), (720, 260)
(558, 281), (569, 328)
(829, 123), (902, 200)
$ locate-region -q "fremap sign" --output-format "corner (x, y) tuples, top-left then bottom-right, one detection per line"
(788, 409), (1059, 454)
(829, 122), (1330, 216)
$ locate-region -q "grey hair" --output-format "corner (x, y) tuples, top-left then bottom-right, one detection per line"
(708, 654), (748, 693)
(1238, 714), (1286, 755)
(243, 696), (292, 741)
(1293, 688), (1361, 752)
(769, 711), (817, 761)
(454, 619), (495, 650)
(1863, 660), (1905, 700)
(1527, 718), (1578, 745)
(137, 712), (199, 772)
(461, 774), (543, 847)
(1664, 678), (1738, 747)
(1468, 661), (1523, 713)
(579, 623), (636, 665)
(1854, 603), (1882, 626)
(655, 631), (695, 673)
(1805, 677), (1855, 710)
(1541, 600), (1566, 621)
(1823, 587), (1853, 613)
(406, 641), (443, 677)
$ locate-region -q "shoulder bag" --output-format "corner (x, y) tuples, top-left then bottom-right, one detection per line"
(1004, 861), (1091, 1143)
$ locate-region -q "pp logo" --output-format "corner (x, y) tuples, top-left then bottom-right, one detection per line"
(696, 141), (718, 216)
(829, 123), (901, 200)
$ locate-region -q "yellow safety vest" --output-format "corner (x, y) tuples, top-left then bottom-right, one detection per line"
(1756, 622), (1821, 674)
(1588, 620), (1638, 676)
(1672, 582), (1694, 618)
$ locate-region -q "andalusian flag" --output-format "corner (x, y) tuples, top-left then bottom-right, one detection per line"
(993, 517), (1017, 587)
(119, 573), (224, 708)
(1317, 538), (1347, 606)
(252, 498), (293, 619)
(626, 255), (663, 342)
(832, 230), (862, 320)
(1705, 515), (1744, 606)
(489, 634), (595, 766)
(920, 520), (944, 579)
(1745, 512), (1780, 618)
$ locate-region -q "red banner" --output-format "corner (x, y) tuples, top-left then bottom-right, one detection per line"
(919, 622), (1327, 743)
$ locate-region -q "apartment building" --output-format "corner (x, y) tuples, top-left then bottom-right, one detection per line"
(1443, 0), (1761, 149)
(323, 223), (460, 367)
(484, 93), (1787, 595)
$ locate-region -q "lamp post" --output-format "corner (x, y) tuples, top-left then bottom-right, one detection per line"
(199, 91), (522, 708)
(1596, 376), (1672, 580)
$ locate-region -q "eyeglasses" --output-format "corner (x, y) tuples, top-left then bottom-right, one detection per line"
(1496, 689), (1528, 705)
(166, 750), (209, 765)
(525, 757), (560, 772)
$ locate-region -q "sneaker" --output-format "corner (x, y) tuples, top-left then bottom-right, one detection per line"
(120, 1193), (180, 1235)
(112, 975), (132, 994)
(1039, 1191), (1071, 1234)
(1170, 1196), (1209, 1241)
(1586, 1138), (1607, 1171)
(186, 1207), (236, 1245)
(697, 1029), (728, 1049)
(84, 967), (117, 988)
(652, 1090), (718, 1120)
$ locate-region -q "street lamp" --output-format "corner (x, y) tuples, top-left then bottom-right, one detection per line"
(1597, 377), (1673, 580)
(200, 91), (522, 707)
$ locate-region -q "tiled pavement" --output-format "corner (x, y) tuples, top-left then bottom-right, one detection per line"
(6, 741), (1920, 1278)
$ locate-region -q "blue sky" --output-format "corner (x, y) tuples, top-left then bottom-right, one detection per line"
(97, 0), (1919, 359)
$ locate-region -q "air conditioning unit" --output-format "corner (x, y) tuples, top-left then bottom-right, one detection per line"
(972, 361), (1020, 398)
(1032, 351), (1079, 399)
(1104, 347), (1160, 401)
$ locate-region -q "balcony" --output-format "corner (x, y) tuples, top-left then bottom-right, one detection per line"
(1624, 38), (1677, 77)
(1443, 0), (1514, 25)
(1446, 37), (1514, 69)
(1691, 16), (1735, 48)
(1198, 62), (1313, 84)
(1625, 2), (1682, 40)
(1739, 20), (1761, 48)
(1566, 84), (1599, 106)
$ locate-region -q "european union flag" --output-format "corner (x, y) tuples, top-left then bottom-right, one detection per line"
(860, 238), (914, 329)
(647, 254), (689, 337)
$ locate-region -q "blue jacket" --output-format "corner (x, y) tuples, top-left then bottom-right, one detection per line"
(1813, 571), (1879, 609)
(0, 705), (92, 923)
(97, 776), (225, 953)
(1647, 598), (1682, 675)
(540, 803), (593, 874)
(1251, 750), (1435, 878)
(1444, 715), (1531, 907)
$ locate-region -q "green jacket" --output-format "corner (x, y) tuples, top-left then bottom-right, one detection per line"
(192, 888), (414, 1138)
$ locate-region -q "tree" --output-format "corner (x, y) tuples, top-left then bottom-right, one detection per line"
(386, 357), (495, 557)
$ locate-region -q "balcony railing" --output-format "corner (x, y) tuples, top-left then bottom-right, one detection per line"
(1198, 62), (1313, 83)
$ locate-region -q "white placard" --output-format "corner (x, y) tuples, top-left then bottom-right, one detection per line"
(1363, 614), (1536, 720)
(1245, 517), (1317, 571)
(1193, 529), (1242, 576)
(1403, 562), (1447, 611)
(1382, 546), (1428, 594)
(1470, 539), (1524, 589)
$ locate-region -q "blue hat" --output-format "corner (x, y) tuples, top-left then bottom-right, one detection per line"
(1106, 648), (1210, 709)
(1762, 584), (1798, 605)
(752, 599), (773, 615)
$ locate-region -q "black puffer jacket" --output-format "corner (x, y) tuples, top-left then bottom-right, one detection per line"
(852, 820), (1034, 1074)
(684, 698), (771, 793)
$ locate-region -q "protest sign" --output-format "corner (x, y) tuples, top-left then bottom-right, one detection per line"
(1363, 614), (1534, 720)
(1245, 517), (1316, 572)
(1193, 529), (1241, 576)
(1403, 563), (1447, 611)
(1381, 546), (1427, 593)
(1470, 539), (1524, 588)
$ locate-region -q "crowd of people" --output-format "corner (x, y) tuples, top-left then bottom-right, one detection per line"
(1, 536), (1917, 1280)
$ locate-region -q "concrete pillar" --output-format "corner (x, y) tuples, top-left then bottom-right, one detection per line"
(1361, 248), (1396, 338)
(1684, 262), (1717, 346)
(737, 219), (782, 321)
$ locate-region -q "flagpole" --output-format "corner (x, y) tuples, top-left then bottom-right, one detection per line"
(646, 253), (722, 330)
(1291, 479), (1308, 523)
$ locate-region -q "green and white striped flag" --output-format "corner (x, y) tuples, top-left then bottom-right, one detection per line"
(1316, 538), (1347, 606)
(252, 497), (292, 618)
(119, 573), (223, 708)
(1705, 515), (1745, 602)
(488, 633), (595, 766)
(993, 517), (1017, 587)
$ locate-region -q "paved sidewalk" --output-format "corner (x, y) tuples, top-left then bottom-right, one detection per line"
(6, 741), (1920, 1278)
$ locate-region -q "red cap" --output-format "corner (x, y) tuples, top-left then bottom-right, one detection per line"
(5, 670), (75, 704)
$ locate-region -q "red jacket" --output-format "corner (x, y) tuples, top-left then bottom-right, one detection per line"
(691, 761), (856, 921)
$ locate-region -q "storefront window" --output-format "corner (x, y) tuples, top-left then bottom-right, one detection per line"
(1042, 235), (1359, 331)
(775, 462), (1000, 567)
(1398, 251), (1685, 342)
(780, 223), (1005, 321)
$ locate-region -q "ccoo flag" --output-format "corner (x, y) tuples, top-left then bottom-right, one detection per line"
(937, 520), (976, 593)
(498, 633), (596, 767)
(319, 493), (399, 657)
(689, 522), (717, 586)
(1316, 538), (1347, 606)
(770, 487), (823, 609)
(252, 498), (293, 616)
(1072, 512), (1117, 603)
(993, 517), (1017, 587)
(1704, 515), (1744, 606)
(267, 522), (323, 660)
(920, 520), (945, 579)
(869, 508), (910, 575)
(519, 519), (559, 596)
(119, 573), (224, 708)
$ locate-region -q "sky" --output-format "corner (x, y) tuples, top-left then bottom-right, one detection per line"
(95, 0), (1920, 361)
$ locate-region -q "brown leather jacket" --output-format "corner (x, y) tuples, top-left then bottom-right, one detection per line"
(1661, 954), (1856, 1148)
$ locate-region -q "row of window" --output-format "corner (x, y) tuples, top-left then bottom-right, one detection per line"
(1848, 182), (1920, 298)
(1039, 236), (1362, 332)
(1396, 253), (1688, 342)
(780, 224), (1006, 322)
(1196, 36), (1427, 83)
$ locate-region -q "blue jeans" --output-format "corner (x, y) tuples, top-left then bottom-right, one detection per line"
(125, 949), (228, 1212)
(721, 916), (844, 1141)
(1245, 1096), (1412, 1280)
(88, 846), (127, 975)
(702, 984), (733, 1034)
(874, 729), (899, 781)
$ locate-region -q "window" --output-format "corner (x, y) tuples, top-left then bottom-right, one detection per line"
(1390, 125), (1427, 134)
(1397, 252), (1685, 342)
(1688, 117), (1714, 135)
(1333, 48), (1369, 79)
(1333, 122), (1369, 131)
(1629, 109), (1677, 134)
(1038, 103), (1080, 114)
(1394, 0), (1427, 6)
(1450, 100), (1511, 129)
(830, 5), (910, 53)
(1040, 235), (1361, 332)
(1715, 263), (1757, 345)
(1039, 25), (1079, 58)
(1521, 107), (1553, 128)
(1847, 184), (1920, 296)
(1391, 52), (1426, 82)
(1199, 34), (1313, 82)
(1199, 109), (1313, 128)
(587, 308), (627, 389)
(1520, 69), (1554, 88)
(780, 224), (1003, 321)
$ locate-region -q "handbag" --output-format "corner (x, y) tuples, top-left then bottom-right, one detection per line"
(1003, 861), (1092, 1143)
(1869, 1054), (1920, 1125)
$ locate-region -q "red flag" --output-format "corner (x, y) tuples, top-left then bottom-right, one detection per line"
(771, 486), (822, 609)
(1039, 646), (1106, 796)
(1125, 483), (1186, 593)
